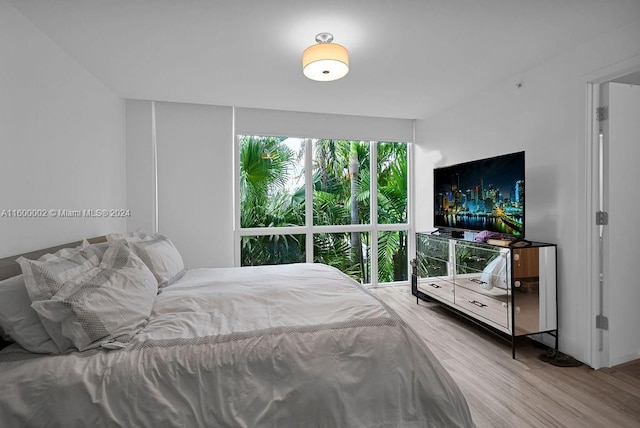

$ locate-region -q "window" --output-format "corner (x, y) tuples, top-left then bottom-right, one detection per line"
(239, 136), (305, 229)
(237, 135), (409, 286)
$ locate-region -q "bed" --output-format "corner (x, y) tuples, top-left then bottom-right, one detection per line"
(0, 234), (474, 427)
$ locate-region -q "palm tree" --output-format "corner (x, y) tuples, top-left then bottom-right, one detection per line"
(377, 143), (408, 281)
(239, 136), (304, 265)
(239, 135), (408, 283)
(312, 139), (371, 281)
(349, 140), (364, 279)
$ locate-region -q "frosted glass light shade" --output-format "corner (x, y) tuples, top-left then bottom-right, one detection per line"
(302, 42), (349, 81)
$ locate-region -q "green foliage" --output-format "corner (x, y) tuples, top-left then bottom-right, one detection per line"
(378, 231), (407, 282)
(377, 142), (408, 224)
(240, 136), (291, 195)
(376, 143), (408, 281)
(312, 139), (370, 226)
(313, 233), (363, 280)
(241, 234), (305, 266)
(239, 135), (408, 283)
(312, 189), (350, 226)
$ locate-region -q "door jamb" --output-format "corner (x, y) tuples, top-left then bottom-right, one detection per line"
(582, 55), (640, 368)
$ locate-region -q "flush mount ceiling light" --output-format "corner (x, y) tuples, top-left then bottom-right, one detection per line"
(302, 33), (349, 82)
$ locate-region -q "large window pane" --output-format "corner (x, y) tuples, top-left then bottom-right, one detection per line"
(312, 140), (370, 226)
(239, 135), (305, 228)
(241, 234), (305, 266)
(314, 232), (371, 284)
(378, 230), (408, 283)
(377, 142), (407, 224)
(237, 134), (410, 286)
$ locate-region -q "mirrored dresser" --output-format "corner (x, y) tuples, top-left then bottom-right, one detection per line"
(411, 232), (558, 358)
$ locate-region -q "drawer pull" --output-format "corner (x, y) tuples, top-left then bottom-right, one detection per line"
(469, 300), (487, 308)
(428, 283), (442, 289)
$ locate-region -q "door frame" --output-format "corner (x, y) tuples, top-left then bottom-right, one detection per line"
(583, 55), (640, 368)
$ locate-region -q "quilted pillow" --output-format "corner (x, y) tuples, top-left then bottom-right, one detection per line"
(31, 242), (158, 351)
(17, 245), (102, 352)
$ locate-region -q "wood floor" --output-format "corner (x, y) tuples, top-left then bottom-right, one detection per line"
(372, 286), (640, 428)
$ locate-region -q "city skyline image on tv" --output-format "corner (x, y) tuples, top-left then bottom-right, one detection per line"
(433, 151), (525, 237)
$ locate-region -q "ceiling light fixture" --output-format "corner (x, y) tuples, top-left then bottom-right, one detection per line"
(302, 33), (349, 82)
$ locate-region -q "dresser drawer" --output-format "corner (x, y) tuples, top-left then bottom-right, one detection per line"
(416, 256), (449, 280)
(454, 285), (509, 329)
(417, 278), (454, 304)
(416, 235), (450, 263)
(455, 276), (510, 298)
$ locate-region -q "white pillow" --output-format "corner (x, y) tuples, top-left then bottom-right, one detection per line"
(106, 231), (151, 244)
(128, 235), (185, 287)
(479, 253), (509, 290)
(17, 246), (101, 352)
(0, 274), (59, 353)
(31, 242), (158, 351)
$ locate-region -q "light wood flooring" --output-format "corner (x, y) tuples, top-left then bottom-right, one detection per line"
(372, 286), (640, 428)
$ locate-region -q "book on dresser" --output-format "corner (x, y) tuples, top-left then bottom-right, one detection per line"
(411, 232), (558, 359)
(486, 238), (513, 247)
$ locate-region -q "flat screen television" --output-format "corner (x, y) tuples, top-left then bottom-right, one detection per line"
(433, 151), (525, 238)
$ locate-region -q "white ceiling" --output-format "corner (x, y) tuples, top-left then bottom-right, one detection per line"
(9, 0), (640, 119)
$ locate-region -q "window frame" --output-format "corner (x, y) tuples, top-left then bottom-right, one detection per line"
(234, 136), (413, 287)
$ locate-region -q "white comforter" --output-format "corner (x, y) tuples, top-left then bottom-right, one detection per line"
(0, 263), (474, 427)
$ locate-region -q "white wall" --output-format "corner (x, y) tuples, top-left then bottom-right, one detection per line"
(155, 102), (234, 268)
(125, 101), (155, 235)
(414, 21), (640, 365)
(126, 100), (234, 268)
(236, 108), (414, 142)
(0, 0), (126, 257)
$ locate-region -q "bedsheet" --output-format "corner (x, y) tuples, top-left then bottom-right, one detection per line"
(0, 263), (474, 427)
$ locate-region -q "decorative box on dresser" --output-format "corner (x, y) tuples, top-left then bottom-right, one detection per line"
(411, 232), (558, 358)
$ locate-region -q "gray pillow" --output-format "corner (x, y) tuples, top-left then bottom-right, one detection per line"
(0, 274), (59, 353)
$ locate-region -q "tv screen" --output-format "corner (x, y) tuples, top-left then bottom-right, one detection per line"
(433, 151), (525, 238)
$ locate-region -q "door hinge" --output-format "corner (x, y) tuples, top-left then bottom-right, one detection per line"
(596, 315), (609, 330)
(596, 106), (609, 121)
(595, 211), (608, 225)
